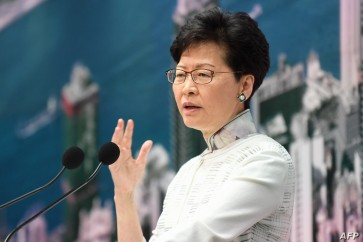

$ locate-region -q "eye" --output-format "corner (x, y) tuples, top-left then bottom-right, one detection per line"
(197, 70), (212, 78)
(175, 70), (186, 78)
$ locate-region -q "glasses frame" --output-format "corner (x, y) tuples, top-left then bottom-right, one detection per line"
(165, 68), (244, 85)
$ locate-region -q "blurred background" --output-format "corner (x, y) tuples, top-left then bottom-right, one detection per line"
(0, 0), (361, 241)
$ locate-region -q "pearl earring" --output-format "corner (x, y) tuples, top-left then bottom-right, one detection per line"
(238, 93), (246, 103)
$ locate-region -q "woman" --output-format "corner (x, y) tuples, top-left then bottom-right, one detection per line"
(109, 7), (295, 242)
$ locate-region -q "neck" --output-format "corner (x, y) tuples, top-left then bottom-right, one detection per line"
(202, 106), (246, 141)
(203, 109), (256, 153)
(202, 130), (214, 142)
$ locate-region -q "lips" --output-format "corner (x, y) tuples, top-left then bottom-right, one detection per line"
(183, 102), (201, 109)
(182, 102), (201, 115)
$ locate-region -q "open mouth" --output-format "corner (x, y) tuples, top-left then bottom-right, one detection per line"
(183, 102), (200, 109)
(184, 105), (200, 109)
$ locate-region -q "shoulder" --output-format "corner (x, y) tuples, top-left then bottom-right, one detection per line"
(219, 133), (292, 163)
(168, 156), (201, 183)
(228, 134), (295, 180)
(249, 134), (291, 159)
(231, 134), (295, 199)
(177, 155), (201, 173)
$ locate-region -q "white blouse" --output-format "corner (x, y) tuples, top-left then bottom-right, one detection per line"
(144, 110), (295, 242)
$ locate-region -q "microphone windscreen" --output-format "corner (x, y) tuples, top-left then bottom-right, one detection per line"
(62, 146), (84, 169)
(98, 142), (120, 165)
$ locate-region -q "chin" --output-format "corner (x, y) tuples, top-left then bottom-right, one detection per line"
(183, 117), (207, 131)
(182, 117), (204, 131)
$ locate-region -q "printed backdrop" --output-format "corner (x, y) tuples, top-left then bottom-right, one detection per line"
(1, 0), (359, 242)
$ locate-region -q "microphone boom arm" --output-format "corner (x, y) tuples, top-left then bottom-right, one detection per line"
(0, 167), (66, 209)
(4, 163), (103, 242)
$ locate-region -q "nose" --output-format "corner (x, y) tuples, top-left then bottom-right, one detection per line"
(182, 73), (198, 95)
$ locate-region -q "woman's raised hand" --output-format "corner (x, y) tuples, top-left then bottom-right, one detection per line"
(109, 119), (153, 195)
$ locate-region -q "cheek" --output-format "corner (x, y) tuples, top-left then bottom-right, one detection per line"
(204, 86), (237, 111)
(172, 86), (177, 98)
(172, 86), (181, 104)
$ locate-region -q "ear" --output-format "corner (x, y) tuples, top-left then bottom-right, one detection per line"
(239, 75), (255, 99)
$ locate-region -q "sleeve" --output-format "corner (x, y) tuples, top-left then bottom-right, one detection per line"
(148, 149), (289, 242)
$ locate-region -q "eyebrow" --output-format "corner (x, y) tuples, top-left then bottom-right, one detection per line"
(176, 63), (216, 69)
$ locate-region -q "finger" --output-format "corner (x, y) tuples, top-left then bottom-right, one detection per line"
(122, 119), (134, 149)
(111, 119), (124, 144)
(136, 140), (153, 165)
(111, 127), (119, 144)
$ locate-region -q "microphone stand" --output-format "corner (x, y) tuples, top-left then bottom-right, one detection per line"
(0, 167), (66, 209)
(4, 163), (103, 242)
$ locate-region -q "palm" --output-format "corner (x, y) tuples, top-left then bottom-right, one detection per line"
(109, 119), (153, 194)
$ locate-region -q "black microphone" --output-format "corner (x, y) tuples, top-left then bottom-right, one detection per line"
(0, 146), (84, 209)
(4, 142), (120, 242)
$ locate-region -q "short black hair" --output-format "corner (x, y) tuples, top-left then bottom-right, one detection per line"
(170, 7), (270, 106)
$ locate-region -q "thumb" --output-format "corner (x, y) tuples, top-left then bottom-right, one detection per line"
(136, 140), (153, 165)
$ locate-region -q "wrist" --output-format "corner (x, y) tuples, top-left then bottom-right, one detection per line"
(113, 191), (138, 217)
(114, 189), (135, 203)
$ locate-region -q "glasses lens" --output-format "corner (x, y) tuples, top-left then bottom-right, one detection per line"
(166, 70), (176, 83)
(192, 69), (213, 84)
(166, 69), (213, 84)
(173, 69), (187, 84)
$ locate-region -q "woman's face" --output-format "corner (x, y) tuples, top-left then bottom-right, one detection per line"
(172, 42), (254, 139)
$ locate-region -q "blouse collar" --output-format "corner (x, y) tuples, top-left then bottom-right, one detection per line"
(205, 109), (257, 152)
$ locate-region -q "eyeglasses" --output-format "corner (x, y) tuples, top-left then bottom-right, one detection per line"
(165, 69), (243, 85)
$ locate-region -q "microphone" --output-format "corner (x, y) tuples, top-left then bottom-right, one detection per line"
(0, 146), (84, 209)
(4, 142), (120, 242)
